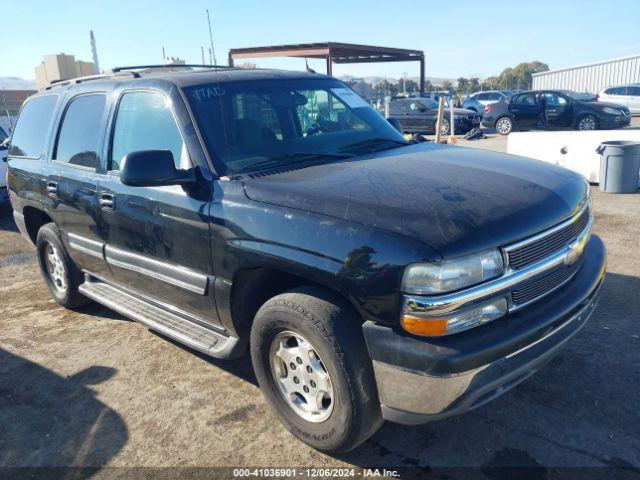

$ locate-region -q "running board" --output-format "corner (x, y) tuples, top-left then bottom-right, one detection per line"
(79, 279), (245, 359)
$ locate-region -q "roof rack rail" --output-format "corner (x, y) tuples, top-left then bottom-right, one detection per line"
(111, 64), (234, 73)
(43, 71), (139, 90)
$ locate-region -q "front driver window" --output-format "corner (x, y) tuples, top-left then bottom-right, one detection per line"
(110, 91), (189, 171)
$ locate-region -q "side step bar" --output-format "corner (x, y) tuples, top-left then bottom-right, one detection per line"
(79, 278), (245, 359)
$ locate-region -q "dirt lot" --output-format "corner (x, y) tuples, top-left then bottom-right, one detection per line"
(1, 175), (639, 478)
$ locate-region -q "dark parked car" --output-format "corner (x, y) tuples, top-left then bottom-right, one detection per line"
(388, 97), (480, 135)
(7, 67), (605, 454)
(482, 89), (631, 135)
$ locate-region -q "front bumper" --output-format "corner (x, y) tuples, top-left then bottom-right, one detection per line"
(363, 235), (606, 425)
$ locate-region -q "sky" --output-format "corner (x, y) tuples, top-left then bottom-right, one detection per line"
(3, 0), (640, 81)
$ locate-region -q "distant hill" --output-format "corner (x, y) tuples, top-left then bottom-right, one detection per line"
(0, 77), (37, 90)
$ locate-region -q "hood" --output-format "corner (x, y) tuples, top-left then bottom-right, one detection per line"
(242, 143), (588, 258)
(590, 101), (629, 111)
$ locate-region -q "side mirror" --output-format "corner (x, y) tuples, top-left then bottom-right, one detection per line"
(119, 150), (195, 187)
(0, 138), (9, 151)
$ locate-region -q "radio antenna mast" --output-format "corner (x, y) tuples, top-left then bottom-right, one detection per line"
(206, 9), (217, 66)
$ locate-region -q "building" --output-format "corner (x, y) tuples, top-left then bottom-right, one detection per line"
(532, 53), (640, 94)
(34, 54), (96, 88)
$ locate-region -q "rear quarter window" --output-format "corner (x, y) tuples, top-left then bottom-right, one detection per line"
(8, 95), (58, 158)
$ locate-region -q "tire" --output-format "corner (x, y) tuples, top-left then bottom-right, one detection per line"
(576, 114), (598, 131)
(495, 116), (513, 135)
(440, 118), (451, 136)
(250, 286), (383, 453)
(36, 223), (89, 309)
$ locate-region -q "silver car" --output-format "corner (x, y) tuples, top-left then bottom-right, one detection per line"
(463, 90), (514, 115)
(597, 84), (640, 114)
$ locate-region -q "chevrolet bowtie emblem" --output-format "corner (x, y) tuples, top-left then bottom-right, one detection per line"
(565, 236), (587, 266)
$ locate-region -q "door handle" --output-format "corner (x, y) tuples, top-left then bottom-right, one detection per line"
(99, 193), (115, 210)
(46, 181), (58, 197)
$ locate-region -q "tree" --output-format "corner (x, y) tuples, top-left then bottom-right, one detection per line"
(456, 77), (469, 93)
(441, 80), (453, 92)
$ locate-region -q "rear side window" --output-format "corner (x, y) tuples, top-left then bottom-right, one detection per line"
(8, 95), (58, 158)
(54, 94), (106, 169)
(512, 93), (536, 105)
(110, 91), (188, 171)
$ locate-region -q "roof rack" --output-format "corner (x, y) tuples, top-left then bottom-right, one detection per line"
(111, 64), (234, 73)
(43, 71), (138, 90)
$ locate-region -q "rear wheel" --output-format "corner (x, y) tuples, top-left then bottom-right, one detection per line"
(250, 286), (383, 453)
(36, 223), (88, 308)
(495, 116), (513, 135)
(577, 114), (598, 131)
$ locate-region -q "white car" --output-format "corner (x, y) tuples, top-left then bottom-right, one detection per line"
(0, 126), (8, 202)
(597, 84), (640, 114)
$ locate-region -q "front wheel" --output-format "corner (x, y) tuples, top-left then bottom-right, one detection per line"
(495, 116), (514, 135)
(576, 115), (598, 131)
(250, 286), (383, 453)
(439, 118), (451, 136)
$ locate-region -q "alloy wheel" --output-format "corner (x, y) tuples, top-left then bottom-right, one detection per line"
(578, 116), (596, 130)
(269, 331), (334, 423)
(496, 118), (512, 135)
(45, 242), (67, 293)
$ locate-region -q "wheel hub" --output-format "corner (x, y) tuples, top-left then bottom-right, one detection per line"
(269, 331), (334, 423)
(45, 243), (67, 293)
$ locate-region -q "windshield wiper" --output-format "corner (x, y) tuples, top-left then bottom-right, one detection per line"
(241, 151), (356, 172)
(340, 137), (411, 153)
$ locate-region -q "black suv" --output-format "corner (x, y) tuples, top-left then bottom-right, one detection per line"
(7, 66), (605, 453)
(482, 89), (631, 135)
(388, 97), (480, 135)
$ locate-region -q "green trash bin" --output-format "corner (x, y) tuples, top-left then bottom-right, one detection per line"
(596, 141), (640, 193)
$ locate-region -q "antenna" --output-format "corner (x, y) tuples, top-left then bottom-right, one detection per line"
(2, 89), (13, 132)
(305, 58), (315, 74)
(206, 9), (217, 65)
(90, 30), (100, 74)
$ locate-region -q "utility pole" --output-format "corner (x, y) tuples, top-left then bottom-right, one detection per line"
(2, 89), (13, 132)
(90, 30), (100, 74)
(201, 46), (205, 65)
(206, 9), (217, 65)
(162, 47), (166, 63)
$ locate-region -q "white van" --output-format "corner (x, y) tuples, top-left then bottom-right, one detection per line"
(597, 84), (640, 114)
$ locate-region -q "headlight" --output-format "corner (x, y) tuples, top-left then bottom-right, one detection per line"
(402, 249), (504, 295)
(603, 107), (622, 115)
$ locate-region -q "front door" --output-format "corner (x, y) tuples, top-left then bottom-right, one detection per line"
(542, 92), (573, 128)
(509, 92), (539, 129)
(49, 93), (111, 278)
(98, 89), (221, 328)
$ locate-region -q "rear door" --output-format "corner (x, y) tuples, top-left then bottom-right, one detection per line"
(98, 88), (221, 328)
(389, 100), (410, 131)
(509, 92), (539, 128)
(627, 86), (640, 114)
(49, 93), (111, 278)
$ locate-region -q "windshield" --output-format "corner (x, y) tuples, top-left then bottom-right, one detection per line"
(0, 127), (7, 143)
(564, 91), (595, 102)
(185, 79), (407, 174)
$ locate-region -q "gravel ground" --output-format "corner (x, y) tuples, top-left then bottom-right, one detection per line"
(0, 181), (639, 479)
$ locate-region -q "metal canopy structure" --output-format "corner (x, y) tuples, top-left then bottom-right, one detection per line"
(228, 42), (426, 92)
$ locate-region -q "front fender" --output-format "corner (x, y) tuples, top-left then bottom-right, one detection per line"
(210, 179), (439, 328)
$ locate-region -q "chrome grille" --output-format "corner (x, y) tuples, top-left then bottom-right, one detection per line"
(511, 263), (580, 306)
(507, 206), (590, 270)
